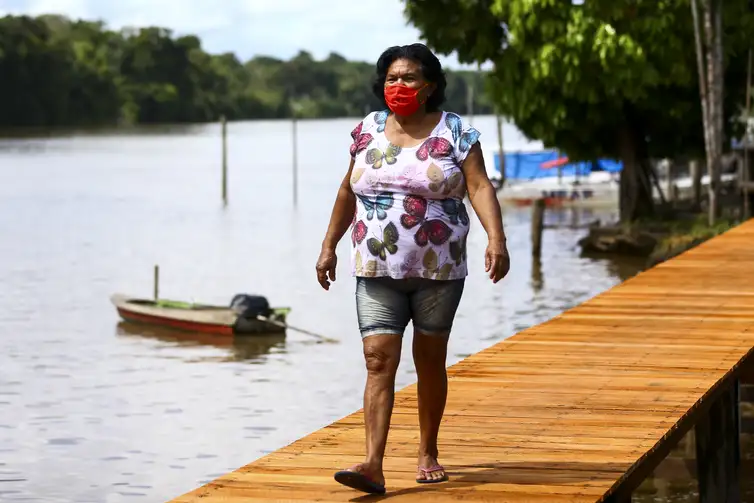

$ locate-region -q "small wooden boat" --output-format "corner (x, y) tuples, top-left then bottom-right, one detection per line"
(110, 293), (291, 336)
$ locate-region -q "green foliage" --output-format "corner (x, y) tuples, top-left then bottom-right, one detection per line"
(407, 0), (753, 160)
(648, 214), (738, 265)
(404, 0), (754, 221)
(0, 14), (493, 127)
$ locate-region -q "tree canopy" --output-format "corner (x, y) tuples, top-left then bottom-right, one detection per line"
(404, 0), (754, 220)
(0, 14), (494, 128)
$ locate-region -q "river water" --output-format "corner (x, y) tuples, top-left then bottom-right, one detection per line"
(0, 116), (749, 502)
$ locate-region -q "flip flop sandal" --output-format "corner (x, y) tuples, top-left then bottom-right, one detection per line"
(334, 470), (386, 494)
(416, 465), (449, 484)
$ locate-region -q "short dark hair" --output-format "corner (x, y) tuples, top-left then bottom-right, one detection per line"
(372, 43), (447, 113)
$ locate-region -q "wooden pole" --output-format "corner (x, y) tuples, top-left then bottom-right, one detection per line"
(221, 115), (228, 204)
(531, 256), (543, 292)
(531, 198), (545, 260)
(466, 82), (474, 126)
(292, 116), (298, 207)
(153, 264), (159, 301)
(695, 380), (741, 502)
(496, 114), (505, 187)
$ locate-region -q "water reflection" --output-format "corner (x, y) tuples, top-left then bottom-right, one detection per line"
(542, 206), (611, 229)
(115, 322), (286, 363)
(531, 257), (544, 292)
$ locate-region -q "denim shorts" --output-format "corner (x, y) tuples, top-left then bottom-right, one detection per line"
(355, 276), (465, 338)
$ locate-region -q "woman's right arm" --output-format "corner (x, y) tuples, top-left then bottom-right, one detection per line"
(316, 158), (356, 290)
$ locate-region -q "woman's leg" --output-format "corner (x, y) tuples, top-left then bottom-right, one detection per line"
(412, 331), (449, 481)
(359, 333), (402, 484)
(410, 278), (465, 482)
(336, 278), (410, 491)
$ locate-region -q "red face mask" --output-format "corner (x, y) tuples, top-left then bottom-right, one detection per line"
(384, 84), (427, 116)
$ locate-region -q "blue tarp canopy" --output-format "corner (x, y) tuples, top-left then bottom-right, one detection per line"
(493, 151), (623, 180)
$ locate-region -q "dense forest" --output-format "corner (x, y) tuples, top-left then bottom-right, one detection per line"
(0, 14), (494, 128)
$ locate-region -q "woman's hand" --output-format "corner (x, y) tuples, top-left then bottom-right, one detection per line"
(316, 247), (338, 290)
(485, 238), (510, 284)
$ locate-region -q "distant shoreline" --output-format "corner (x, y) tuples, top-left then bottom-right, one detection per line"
(1, 14), (495, 130)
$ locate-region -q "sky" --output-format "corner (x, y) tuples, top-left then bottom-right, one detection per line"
(0, 0), (476, 69)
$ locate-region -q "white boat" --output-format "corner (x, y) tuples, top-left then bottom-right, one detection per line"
(485, 149), (622, 208)
(499, 171), (620, 208)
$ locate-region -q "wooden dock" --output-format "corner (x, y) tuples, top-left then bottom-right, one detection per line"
(169, 219), (754, 502)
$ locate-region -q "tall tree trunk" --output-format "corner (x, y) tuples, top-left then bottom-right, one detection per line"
(692, 0), (724, 225)
(712, 0), (724, 219)
(691, 0), (712, 158)
(618, 125), (655, 223)
(705, 0), (723, 223)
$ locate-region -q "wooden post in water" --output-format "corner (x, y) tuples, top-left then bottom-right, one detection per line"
(695, 380), (740, 502)
(221, 115), (228, 205)
(496, 114), (505, 187)
(153, 264), (159, 301)
(531, 198), (545, 260)
(531, 255), (543, 292)
(292, 116), (298, 207)
(466, 82), (474, 126)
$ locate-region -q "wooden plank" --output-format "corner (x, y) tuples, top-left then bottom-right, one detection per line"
(166, 220), (754, 502)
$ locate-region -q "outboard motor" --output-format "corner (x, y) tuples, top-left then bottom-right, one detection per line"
(230, 294), (271, 319)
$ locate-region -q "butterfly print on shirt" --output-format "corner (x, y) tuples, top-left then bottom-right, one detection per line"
(357, 192), (394, 220)
(399, 195), (453, 247)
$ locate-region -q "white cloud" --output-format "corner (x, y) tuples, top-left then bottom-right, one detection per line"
(104, 0), (235, 34)
(3, 0), (477, 69)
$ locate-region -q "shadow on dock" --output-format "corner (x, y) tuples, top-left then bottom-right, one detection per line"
(115, 321), (286, 362)
(346, 431), (754, 503)
(347, 460), (614, 502)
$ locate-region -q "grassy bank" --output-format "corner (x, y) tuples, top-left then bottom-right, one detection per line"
(579, 213), (742, 267)
(646, 216), (739, 265)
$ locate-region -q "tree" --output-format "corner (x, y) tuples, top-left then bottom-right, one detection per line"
(691, 0), (724, 224)
(0, 13), (495, 127)
(404, 0), (754, 222)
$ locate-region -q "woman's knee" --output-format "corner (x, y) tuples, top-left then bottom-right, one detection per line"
(412, 333), (448, 369)
(363, 336), (401, 375)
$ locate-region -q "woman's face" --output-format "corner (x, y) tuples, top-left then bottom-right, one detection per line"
(385, 58), (435, 101)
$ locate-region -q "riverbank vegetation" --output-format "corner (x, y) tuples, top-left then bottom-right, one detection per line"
(579, 212), (738, 267)
(0, 14), (493, 128)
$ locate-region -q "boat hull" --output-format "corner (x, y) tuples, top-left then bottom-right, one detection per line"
(115, 306), (236, 335)
(498, 174), (619, 208)
(111, 294), (287, 336)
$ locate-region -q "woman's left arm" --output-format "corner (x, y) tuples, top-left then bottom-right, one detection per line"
(461, 142), (510, 283)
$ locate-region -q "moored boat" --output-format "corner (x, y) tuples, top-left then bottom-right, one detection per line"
(110, 293), (291, 336)
(486, 149), (623, 208)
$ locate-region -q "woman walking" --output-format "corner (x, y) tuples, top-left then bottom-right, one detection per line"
(315, 43), (509, 495)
